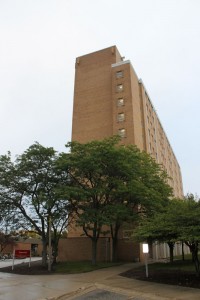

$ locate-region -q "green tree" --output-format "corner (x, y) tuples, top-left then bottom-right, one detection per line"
(174, 195), (200, 276)
(104, 146), (172, 261)
(134, 199), (181, 263)
(59, 137), (172, 264)
(135, 195), (200, 275)
(0, 143), (70, 266)
(59, 137), (127, 264)
(0, 232), (16, 254)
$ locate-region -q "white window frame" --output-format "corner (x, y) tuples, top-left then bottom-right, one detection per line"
(118, 128), (126, 138)
(116, 84), (124, 92)
(116, 70), (123, 79)
(117, 113), (125, 122)
(117, 98), (124, 106)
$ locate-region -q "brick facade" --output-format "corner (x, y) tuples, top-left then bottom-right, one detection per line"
(58, 237), (140, 262)
(62, 46), (184, 262)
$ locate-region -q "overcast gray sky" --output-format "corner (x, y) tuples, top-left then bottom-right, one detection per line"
(0, 0), (199, 196)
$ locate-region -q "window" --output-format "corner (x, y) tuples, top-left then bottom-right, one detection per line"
(118, 128), (126, 138)
(116, 71), (123, 78)
(117, 113), (125, 122)
(117, 98), (124, 106)
(149, 143), (152, 151)
(116, 84), (123, 92)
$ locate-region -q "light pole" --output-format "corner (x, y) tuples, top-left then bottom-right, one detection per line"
(48, 215), (52, 272)
(44, 214), (52, 272)
(142, 243), (149, 278)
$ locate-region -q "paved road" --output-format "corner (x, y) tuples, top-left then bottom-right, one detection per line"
(73, 289), (127, 300)
(72, 289), (147, 300)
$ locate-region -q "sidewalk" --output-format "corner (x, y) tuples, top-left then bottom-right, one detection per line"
(0, 262), (200, 299)
(55, 263), (200, 300)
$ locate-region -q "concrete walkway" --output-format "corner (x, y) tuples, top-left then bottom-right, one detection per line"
(0, 263), (200, 300)
(55, 263), (200, 300)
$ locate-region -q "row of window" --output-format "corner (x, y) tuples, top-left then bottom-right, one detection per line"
(145, 89), (182, 196)
(116, 84), (123, 92)
(118, 128), (126, 137)
(115, 70), (126, 137)
(117, 98), (124, 106)
(117, 112), (125, 122)
(116, 70), (123, 78)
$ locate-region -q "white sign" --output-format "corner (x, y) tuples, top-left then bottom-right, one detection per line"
(142, 243), (149, 253)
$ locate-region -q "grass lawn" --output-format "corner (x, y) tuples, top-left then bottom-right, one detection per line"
(121, 255), (200, 289)
(147, 259), (195, 272)
(54, 261), (122, 273)
(0, 260), (122, 275)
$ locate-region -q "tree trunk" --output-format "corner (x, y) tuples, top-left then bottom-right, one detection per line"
(112, 237), (118, 262)
(52, 239), (58, 264)
(169, 245), (174, 263)
(110, 222), (120, 262)
(82, 223), (100, 266)
(42, 240), (47, 266)
(192, 249), (200, 277)
(91, 239), (97, 265)
(167, 242), (174, 263)
(185, 242), (200, 277)
(181, 241), (185, 261)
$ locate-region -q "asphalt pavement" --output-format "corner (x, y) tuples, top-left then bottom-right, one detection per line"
(72, 289), (128, 300)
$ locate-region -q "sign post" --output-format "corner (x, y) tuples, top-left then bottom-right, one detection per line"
(142, 243), (149, 278)
(12, 248), (15, 270)
(12, 249), (31, 270)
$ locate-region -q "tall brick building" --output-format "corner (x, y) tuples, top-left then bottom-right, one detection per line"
(60, 46), (185, 262)
(72, 46), (183, 198)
